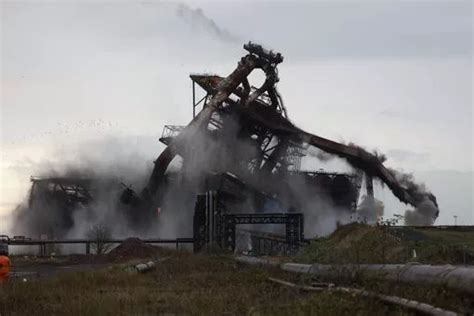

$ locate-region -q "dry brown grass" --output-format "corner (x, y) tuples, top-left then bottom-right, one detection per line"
(0, 250), (412, 315)
(298, 223), (474, 265)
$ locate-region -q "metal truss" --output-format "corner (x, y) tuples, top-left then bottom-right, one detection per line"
(193, 190), (304, 254)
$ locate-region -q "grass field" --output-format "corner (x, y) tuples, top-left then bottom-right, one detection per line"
(297, 223), (474, 265)
(0, 251), (416, 315)
(289, 224), (474, 314)
(2, 224), (473, 315)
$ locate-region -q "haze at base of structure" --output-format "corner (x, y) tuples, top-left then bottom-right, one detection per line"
(9, 150), (162, 241)
(10, 135), (367, 241)
(9, 123), (438, 241)
(356, 195), (384, 224)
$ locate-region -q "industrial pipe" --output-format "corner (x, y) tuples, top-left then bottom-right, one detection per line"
(281, 262), (474, 296)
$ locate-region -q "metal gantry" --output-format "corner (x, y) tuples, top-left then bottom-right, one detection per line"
(193, 190), (304, 254)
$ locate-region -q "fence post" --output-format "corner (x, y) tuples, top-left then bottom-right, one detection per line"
(39, 243), (45, 257)
(463, 245), (467, 265)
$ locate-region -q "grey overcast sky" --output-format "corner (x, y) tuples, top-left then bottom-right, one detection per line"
(0, 0), (472, 231)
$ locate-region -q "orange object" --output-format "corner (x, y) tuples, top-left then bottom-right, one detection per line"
(0, 255), (10, 283)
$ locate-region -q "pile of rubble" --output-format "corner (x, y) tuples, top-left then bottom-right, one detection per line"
(107, 238), (162, 261)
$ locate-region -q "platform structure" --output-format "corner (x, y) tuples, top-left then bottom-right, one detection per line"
(193, 190), (304, 254)
(223, 212), (303, 253)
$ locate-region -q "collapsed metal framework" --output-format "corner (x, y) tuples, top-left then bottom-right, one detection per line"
(29, 177), (94, 209)
(124, 42), (438, 224)
(27, 177), (123, 235)
(18, 43), (441, 246)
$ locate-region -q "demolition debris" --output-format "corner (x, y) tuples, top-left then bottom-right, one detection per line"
(13, 43), (439, 252)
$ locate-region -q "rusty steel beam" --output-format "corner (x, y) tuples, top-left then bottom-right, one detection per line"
(186, 75), (432, 209)
(138, 42), (437, 215)
(142, 48), (264, 203)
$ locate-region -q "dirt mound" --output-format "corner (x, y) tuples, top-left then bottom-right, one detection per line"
(107, 238), (161, 262)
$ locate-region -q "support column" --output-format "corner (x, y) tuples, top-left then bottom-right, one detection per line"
(192, 80), (196, 118)
(365, 173), (374, 198)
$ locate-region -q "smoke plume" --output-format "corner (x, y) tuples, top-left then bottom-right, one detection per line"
(306, 146), (333, 162)
(356, 195), (384, 224)
(404, 198), (438, 226)
(9, 138), (155, 240)
(176, 4), (239, 42)
(388, 168), (439, 225)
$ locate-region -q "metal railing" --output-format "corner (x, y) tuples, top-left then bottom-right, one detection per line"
(5, 237), (194, 256)
(159, 125), (185, 145)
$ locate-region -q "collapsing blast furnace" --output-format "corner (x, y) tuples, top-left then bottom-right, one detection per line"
(21, 43), (439, 242)
(120, 42), (439, 230)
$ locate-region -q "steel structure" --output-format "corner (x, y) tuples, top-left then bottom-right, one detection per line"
(21, 42), (439, 240)
(29, 177), (94, 209)
(11, 42), (441, 246)
(122, 42), (438, 224)
(223, 213), (304, 253)
(25, 177), (124, 237)
(159, 125), (185, 146)
(236, 229), (309, 256)
(193, 190), (304, 253)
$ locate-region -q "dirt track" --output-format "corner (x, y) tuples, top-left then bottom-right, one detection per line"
(10, 260), (110, 280)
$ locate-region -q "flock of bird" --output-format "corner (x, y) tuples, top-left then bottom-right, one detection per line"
(6, 119), (120, 145)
